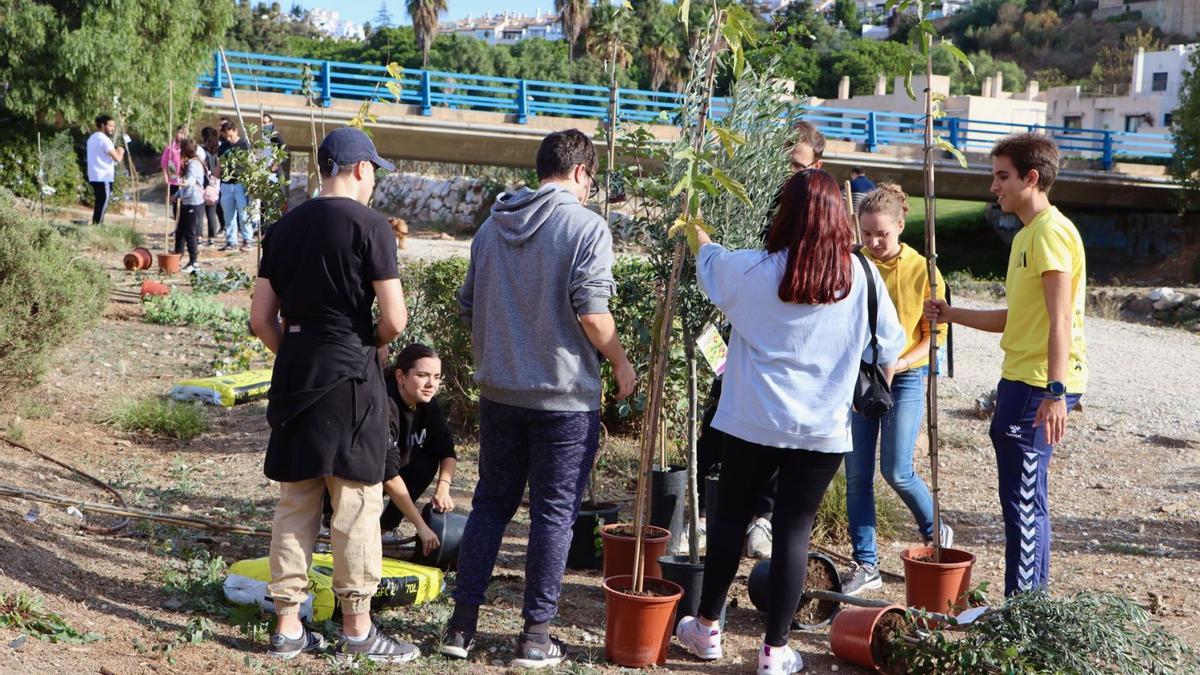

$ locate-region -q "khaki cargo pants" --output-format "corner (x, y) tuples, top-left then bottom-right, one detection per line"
(268, 477), (383, 617)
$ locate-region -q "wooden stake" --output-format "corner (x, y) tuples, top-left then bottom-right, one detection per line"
(921, 28), (943, 564)
(845, 179), (861, 245)
(113, 96), (140, 228)
(165, 80), (174, 254)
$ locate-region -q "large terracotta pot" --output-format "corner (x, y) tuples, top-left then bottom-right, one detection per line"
(602, 575), (682, 667)
(830, 604), (907, 673)
(157, 252), (182, 275)
(123, 247), (153, 270)
(600, 524), (670, 580)
(900, 546), (976, 615)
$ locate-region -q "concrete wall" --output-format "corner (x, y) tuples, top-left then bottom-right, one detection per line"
(1096, 0), (1200, 37)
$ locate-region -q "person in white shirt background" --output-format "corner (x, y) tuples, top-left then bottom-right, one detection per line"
(85, 114), (127, 224)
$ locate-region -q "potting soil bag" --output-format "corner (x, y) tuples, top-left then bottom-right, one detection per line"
(223, 553), (444, 620)
(170, 369), (273, 407)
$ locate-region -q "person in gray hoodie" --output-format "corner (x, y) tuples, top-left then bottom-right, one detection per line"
(441, 129), (636, 668)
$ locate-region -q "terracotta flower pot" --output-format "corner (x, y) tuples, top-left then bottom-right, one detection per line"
(900, 546), (976, 615)
(123, 247), (153, 271)
(157, 252), (182, 275)
(139, 279), (170, 298)
(602, 575), (682, 667)
(600, 523), (670, 580)
(831, 604), (907, 674)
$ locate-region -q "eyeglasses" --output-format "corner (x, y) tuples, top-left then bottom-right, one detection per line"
(583, 166), (600, 202)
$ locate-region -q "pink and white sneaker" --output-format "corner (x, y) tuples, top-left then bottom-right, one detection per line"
(674, 616), (722, 660)
(759, 643), (804, 674)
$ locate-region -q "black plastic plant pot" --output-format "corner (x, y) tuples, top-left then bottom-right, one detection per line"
(747, 552), (842, 630)
(411, 502), (467, 570)
(650, 465), (688, 555)
(566, 500), (620, 570)
(704, 472), (720, 521)
(658, 554), (726, 630)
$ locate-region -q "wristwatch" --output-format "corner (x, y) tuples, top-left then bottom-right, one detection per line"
(1045, 380), (1066, 400)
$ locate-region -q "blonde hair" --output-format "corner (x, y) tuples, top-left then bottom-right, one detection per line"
(858, 183), (909, 223)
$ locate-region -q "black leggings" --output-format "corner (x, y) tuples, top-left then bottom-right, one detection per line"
(90, 181), (111, 224)
(697, 376), (776, 518)
(174, 204), (200, 265)
(202, 203), (220, 239)
(698, 434), (843, 647)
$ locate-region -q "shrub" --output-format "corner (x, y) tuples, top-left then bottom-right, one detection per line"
(812, 470), (907, 546)
(0, 188), (109, 402)
(142, 293), (248, 331)
(107, 396), (208, 440)
(0, 125), (85, 206)
(86, 224), (143, 253)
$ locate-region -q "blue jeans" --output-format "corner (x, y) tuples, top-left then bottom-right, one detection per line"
(218, 182), (252, 246)
(846, 366), (935, 566)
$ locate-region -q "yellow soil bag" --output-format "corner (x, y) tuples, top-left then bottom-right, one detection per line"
(170, 369), (273, 407)
(223, 553), (444, 621)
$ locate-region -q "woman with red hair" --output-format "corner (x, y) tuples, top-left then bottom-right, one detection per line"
(674, 169), (906, 674)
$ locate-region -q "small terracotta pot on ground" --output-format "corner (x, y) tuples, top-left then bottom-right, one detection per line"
(600, 524), (670, 580)
(830, 604), (907, 673)
(900, 546), (976, 615)
(602, 574), (683, 667)
(139, 279), (170, 298)
(157, 252), (182, 275)
(124, 247), (153, 270)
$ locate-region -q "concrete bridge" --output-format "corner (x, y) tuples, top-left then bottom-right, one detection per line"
(199, 51), (1181, 212)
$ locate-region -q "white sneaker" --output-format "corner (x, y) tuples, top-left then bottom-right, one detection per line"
(758, 643), (804, 674)
(675, 616), (722, 660)
(925, 522), (955, 549)
(745, 517), (772, 558)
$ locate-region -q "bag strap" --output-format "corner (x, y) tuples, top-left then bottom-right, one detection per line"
(853, 248), (881, 366)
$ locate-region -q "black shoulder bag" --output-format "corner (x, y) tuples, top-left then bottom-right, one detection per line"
(853, 250), (893, 419)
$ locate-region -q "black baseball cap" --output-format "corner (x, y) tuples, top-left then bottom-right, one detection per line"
(317, 127), (395, 176)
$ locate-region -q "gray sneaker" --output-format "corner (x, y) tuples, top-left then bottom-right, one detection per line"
(267, 627), (325, 659)
(841, 562), (883, 596)
(511, 633), (567, 669)
(925, 522), (955, 549)
(744, 517), (772, 559)
(336, 624), (419, 664)
(438, 626), (475, 659)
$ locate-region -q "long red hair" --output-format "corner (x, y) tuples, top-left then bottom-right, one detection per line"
(764, 169), (854, 305)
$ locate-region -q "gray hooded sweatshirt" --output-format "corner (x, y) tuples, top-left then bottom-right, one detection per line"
(457, 184), (615, 412)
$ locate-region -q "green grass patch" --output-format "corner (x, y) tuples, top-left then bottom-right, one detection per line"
(812, 470), (908, 547)
(107, 396), (208, 440)
(86, 224), (144, 252)
(142, 293), (248, 331)
(0, 591), (101, 644)
(902, 198), (1009, 280)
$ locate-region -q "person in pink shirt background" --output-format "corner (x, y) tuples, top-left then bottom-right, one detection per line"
(160, 124), (188, 213)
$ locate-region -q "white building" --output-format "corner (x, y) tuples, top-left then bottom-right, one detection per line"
(1043, 44), (1196, 133)
(308, 8), (366, 41)
(439, 11), (564, 46)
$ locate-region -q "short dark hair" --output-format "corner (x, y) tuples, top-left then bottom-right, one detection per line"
(262, 113), (273, 123)
(394, 343), (439, 372)
(850, 166), (864, 176)
(179, 138), (197, 161)
(991, 132), (1059, 192)
(536, 129), (595, 181)
(95, 114), (113, 129)
(219, 121), (237, 134)
(794, 121), (826, 160)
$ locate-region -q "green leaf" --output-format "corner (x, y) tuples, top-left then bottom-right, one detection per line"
(933, 135), (968, 168)
(385, 81), (403, 103)
(711, 167), (752, 206)
(711, 124), (747, 158)
(386, 61), (404, 80)
(678, 0), (691, 33)
(940, 40), (975, 77)
(904, 70), (916, 101)
(669, 172), (691, 198)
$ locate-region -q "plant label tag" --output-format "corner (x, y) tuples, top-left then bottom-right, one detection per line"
(696, 324), (727, 376)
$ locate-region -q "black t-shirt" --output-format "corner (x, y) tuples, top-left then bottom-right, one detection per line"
(383, 371), (456, 480)
(259, 197), (399, 484)
(259, 197), (398, 344)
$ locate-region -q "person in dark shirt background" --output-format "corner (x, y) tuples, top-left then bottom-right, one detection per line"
(849, 167), (877, 214)
(379, 343), (458, 556)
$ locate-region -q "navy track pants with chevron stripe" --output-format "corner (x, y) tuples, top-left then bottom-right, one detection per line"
(990, 379), (1082, 597)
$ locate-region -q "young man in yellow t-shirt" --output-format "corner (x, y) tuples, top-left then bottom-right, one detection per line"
(925, 133), (1086, 596)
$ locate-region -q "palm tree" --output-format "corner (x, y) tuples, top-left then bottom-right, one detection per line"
(586, 2), (636, 67)
(555, 0), (591, 60)
(406, 0), (448, 69)
(641, 8), (683, 91)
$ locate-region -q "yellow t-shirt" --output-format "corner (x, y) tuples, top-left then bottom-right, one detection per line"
(866, 243), (947, 369)
(999, 206), (1088, 392)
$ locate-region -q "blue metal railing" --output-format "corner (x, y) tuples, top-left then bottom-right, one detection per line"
(205, 51), (1175, 170)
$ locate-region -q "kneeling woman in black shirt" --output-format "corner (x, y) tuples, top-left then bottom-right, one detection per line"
(382, 344), (458, 556)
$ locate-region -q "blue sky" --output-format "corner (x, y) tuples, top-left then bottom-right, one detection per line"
(295, 0), (557, 25)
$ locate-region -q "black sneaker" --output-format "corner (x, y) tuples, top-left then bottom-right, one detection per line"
(511, 633), (566, 669)
(267, 627), (326, 659)
(335, 624), (420, 664)
(438, 626), (475, 659)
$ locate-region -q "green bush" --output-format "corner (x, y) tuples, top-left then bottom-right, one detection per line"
(0, 188), (109, 402)
(107, 396), (208, 440)
(86, 224), (144, 253)
(812, 470), (907, 547)
(0, 126), (85, 206)
(142, 293), (248, 331)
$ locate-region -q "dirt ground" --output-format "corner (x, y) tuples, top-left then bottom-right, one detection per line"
(1, 203), (1198, 674)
